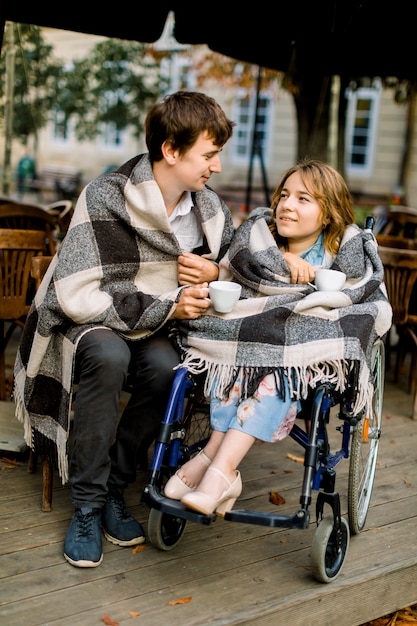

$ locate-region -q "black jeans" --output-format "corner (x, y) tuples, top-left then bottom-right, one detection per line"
(69, 328), (180, 509)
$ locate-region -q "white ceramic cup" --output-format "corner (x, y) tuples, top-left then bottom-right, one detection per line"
(314, 269), (346, 291)
(209, 280), (242, 313)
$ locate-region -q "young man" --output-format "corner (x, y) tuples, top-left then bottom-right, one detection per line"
(14, 90), (235, 567)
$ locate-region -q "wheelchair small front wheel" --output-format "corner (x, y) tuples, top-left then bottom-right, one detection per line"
(310, 515), (350, 583)
(147, 508), (187, 551)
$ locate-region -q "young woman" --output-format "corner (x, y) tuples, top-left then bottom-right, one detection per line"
(164, 158), (392, 516)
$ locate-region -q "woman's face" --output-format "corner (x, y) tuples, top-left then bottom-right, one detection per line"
(275, 171), (325, 252)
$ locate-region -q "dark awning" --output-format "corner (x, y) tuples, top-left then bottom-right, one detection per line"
(1, 1), (416, 80)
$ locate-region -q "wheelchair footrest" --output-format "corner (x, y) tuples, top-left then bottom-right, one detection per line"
(224, 507), (310, 529)
(141, 483), (215, 525)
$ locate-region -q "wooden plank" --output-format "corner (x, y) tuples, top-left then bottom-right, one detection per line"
(1, 517), (417, 626)
(1, 375), (417, 626)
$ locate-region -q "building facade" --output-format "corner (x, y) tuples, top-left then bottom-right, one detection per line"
(3, 25), (417, 210)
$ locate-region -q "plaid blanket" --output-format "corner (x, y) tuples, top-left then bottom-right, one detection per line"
(13, 154), (234, 481)
(179, 207), (393, 415)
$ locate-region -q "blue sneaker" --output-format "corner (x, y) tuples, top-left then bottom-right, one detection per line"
(64, 508), (103, 568)
(101, 495), (145, 546)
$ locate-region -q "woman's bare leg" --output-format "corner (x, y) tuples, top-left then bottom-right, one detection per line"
(192, 429), (255, 500)
(174, 430), (226, 487)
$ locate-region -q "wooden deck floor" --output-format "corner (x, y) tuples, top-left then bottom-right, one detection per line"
(1, 361), (417, 626)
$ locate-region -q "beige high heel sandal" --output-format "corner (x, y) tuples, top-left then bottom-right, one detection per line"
(181, 467), (242, 517)
(164, 449), (211, 500)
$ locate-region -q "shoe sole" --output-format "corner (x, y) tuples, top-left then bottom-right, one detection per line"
(64, 552), (103, 567)
(103, 530), (145, 547)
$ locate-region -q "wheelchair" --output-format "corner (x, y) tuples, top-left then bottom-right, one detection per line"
(141, 336), (385, 583)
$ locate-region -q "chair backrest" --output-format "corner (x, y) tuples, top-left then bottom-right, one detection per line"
(31, 255), (54, 289)
(376, 234), (417, 250)
(43, 200), (73, 239)
(0, 229), (46, 320)
(0, 203), (58, 254)
(381, 206), (417, 238)
(378, 246), (417, 326)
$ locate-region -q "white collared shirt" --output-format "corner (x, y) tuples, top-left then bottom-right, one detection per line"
(168, 191), (203, 251)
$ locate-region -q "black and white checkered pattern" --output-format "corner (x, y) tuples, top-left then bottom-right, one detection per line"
(179, 207), (393, 419)
(13, 153), (234, 483)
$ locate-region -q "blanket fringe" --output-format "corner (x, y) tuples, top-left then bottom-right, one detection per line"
(14, 385), (33, 450)
(13, 379), (69, 484)
(180, 355), (372, 418)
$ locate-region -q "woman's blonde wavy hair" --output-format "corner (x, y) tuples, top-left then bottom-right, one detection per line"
(269, 158), (356, 256)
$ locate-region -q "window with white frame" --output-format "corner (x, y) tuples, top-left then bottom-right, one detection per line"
(98, 88), (126, 149)
(231, 90), (272, 165)
(52, 109), (70, 143)
(345, 83), (381, 177)
(100, 122), (124, 148)
(160, 54), (194, 93)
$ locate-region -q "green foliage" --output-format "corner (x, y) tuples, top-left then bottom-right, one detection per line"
(54, 39), (165, 142)
(353, 205), (374, 227)
(0, 26), (166, 146)
(0, 23), (62, 144)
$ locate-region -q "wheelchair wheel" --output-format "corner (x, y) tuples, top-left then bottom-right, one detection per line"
(348, 339), (385, 535)
(147, 378), (211, 552)
(181, 380), (211, 450)
(147, 507), (188, 551)
(310, 515), (350, 583)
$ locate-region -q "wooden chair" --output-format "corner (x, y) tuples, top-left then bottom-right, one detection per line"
(380, 206), (417, 239)
(378, 246), (417, 419)
(30, 255), (54, 288)
(0, 202), (58, 255)
(43, 200), (73, 240)
(0, 229), (46, 401)
(376, 234), (417, 250)
(21, 254), (54, 511)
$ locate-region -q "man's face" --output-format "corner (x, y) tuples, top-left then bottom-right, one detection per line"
(172, 131), (223, 192)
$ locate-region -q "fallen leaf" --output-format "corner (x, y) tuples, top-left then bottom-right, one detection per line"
(360, 602), (417, 625)
(132, 544), (146, 554)
(128, 611), (140, 617)
(102, 615), (119, 626)
(269, 491), (286, 505)
(287, 452), (304, 464)
(0, 457), (20, 465)
(167, 597), (192, 605)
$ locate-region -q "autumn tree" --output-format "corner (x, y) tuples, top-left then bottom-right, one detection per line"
(191, 47), (336, 164)
(190, 45), (415, 186)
